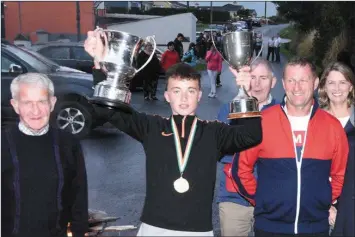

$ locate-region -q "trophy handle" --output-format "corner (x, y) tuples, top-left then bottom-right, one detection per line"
(211, 30), (232, 69)
(135, 35), (157, 74)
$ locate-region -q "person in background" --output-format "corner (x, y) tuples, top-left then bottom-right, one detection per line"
(233, 57), (349, 237)
(174, 33), (185, 59)
(205, 44), (223, 98)
(317, 62), (355, 237)
(217, 58), (277, 236)
(136, 42), (161, 101)
(1, 73), (88, 237)
(182, 43), (198, 68)
(274, 34), (281, 63)
(267, 36), (275, 62)
(161, 41), (180, 74)
(196, 32), (207, 60)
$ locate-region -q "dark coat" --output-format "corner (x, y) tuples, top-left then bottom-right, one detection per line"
(332, 109), (355, 236)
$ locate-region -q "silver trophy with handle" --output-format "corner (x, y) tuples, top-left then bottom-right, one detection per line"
(88, 28), (156, 112)
(213, 30), (263, 119)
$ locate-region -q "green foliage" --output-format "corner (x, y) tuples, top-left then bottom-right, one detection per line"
(274, 1), (355, 67)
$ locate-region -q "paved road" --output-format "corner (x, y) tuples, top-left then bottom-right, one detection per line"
(81, 24), (289, 236)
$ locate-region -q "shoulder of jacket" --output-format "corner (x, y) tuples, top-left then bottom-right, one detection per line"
(261, 104), (280, 117)
(197, 117), (228, 125)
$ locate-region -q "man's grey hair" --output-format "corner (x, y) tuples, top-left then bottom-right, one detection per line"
(250, 58), (274, 77)
(10, 73), (55, 99)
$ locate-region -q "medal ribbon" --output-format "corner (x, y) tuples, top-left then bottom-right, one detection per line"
(171, 117), (198, 174)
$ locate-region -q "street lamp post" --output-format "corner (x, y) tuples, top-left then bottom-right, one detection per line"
(210, 1), (213, 24)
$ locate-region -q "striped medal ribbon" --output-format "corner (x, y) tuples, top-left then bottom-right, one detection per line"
(171, 116), (198, 193)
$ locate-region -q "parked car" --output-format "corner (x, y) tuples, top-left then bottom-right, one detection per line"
(1, 42), (106, 138)
(33, 42), (94, 73)
(34, 42), (166, 90)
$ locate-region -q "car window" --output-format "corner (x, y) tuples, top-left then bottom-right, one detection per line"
(39, 46), (70, 59)
(3, 44), (52, 73)
(1, 55), (17, 73)
(72, 46), (92, 60)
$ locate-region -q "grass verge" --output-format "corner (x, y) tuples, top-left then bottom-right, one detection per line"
(279, 26), (297, 60)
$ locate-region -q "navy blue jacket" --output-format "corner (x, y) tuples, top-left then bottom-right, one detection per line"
(332, 107), (355, 236)
(216, 98), (277, 205)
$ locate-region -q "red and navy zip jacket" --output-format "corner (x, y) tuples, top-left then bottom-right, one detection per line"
(232, 99), (349, 235)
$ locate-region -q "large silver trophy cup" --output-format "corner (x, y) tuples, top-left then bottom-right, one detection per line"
(213, 30), (262, 119)
(89, 29), (156, 112)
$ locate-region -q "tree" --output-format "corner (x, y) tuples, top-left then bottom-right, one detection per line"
(274, 1), (355, 66)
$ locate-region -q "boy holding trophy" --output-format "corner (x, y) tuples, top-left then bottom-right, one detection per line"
(84, 29), (262, 236)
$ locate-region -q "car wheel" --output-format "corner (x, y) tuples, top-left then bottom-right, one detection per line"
(52, 101), (93, 138)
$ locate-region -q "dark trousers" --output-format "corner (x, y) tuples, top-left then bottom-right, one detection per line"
(254, 46), (262, 57)
(216, 72), (221, 85)
(267, 47), (275, 61)
(275, 47), (280, 62)
(255, 229), (329, 237)
(143, 76), (158, 97)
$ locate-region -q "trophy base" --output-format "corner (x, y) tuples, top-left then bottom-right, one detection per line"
(228, 111), (261, 119)
(88, 97), (133, 113)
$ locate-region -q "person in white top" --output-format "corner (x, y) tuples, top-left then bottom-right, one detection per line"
(267, 36), (275, 62)
(317, 62), (355, 236)
(273, 34), (281, 63)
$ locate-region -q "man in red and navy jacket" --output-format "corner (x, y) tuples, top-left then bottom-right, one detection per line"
(232, 57), (349, 236)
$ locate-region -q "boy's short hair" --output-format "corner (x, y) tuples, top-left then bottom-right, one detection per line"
(165, 63), (201, 90)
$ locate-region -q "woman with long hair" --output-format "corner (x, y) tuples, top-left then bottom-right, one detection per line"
(318, 62), (355, 236)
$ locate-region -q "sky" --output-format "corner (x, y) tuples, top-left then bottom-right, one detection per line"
(182, 1), (278, 17)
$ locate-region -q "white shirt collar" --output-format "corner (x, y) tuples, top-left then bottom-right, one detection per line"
(18, 122), (49, 136)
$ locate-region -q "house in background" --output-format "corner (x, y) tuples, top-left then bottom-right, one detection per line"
(197, 3), (244, 20)
(3, 2), (94, 43)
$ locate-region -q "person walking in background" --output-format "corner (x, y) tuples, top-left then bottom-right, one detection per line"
(136, 42), (161, 101)
(254, 32), (263, 57)
(317, 62), (355, 236)
(182, 43), (198, 68)
(205, 44), (222, 98)
(217, 59), (277, 236)
(267, 36), (275, 62)
(274, 34), (281, 63)
(161, 41), (180, 73)
(173, 33), (184, 59)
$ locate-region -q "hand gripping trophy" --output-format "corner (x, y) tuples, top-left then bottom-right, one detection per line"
(85, 28), (156, 112)
(212, 30), (263, 119)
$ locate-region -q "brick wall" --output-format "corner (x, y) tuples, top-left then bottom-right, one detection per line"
(4, 2), (94, 43)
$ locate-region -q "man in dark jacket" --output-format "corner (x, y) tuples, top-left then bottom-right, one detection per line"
(1, 73), (88, 237)
(174, 33), (185, 59)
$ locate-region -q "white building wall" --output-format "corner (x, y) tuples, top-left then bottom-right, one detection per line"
(108, 13), (197, 53)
